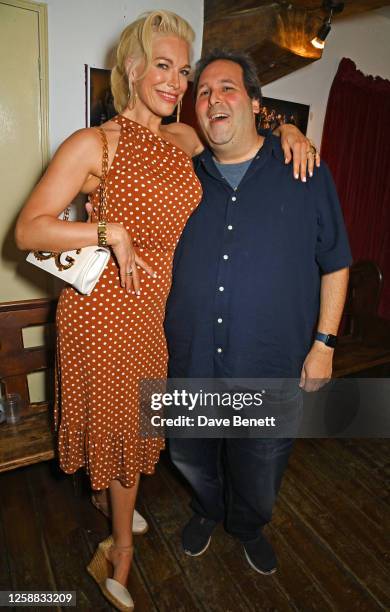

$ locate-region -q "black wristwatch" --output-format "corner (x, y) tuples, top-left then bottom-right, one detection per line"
(315, 332), (337, 348)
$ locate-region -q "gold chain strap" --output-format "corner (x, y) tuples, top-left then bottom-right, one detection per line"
(61, 127), (108, 223)
(98, 127), (108, 223)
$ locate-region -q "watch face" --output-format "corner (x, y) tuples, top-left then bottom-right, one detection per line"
(326, 334), (337, 348)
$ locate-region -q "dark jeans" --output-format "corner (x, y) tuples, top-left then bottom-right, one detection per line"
(169, 436), (294, 542)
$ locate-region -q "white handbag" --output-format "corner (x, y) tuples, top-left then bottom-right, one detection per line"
(26, 245), (110, 295)
(26, 128), (110, 296)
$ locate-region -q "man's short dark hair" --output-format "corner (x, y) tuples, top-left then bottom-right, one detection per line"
(193, 48), (262, 104)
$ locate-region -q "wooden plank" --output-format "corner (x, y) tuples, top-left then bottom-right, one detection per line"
(305, 439), (390, 518)
(0, 506), (11, 591)
(280, 459), (390, 607)
(290, 442), (389, 566)
(0, 297), (56, 313)
(329, 439), (390, 497)
(0, 347), (55, 378)
(353, 438), (390, 470)
(273, 498), (385, 612)
(205, 0), (390, 23)
(268, 523), (334, 611)
(146, 573), (205, 612)
(0, 411), (55, 472)
(0, 467), (57, 595)
(333, 345), (390, 377)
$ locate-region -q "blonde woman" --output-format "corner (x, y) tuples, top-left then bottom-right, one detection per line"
(16, 10), (317, 611)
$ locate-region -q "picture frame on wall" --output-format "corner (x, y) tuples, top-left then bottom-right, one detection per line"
(85, 66), (115, 127)
(259, 96), (310, 134)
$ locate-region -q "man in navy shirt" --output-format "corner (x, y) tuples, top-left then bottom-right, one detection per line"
(164, 49), (351, 575)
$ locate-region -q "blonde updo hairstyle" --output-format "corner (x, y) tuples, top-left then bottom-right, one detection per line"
(111, 10), (195, 113)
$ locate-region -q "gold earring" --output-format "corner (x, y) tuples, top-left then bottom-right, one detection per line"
(128, 87), (137, 111)
(176, 99), (182, 122)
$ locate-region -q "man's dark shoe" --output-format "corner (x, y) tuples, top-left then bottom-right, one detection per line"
(182, 514), (217, 556)
(243, 532), (277, 575)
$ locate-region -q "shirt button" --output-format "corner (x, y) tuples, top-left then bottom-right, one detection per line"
(218, 286), (224, 292)
(223, 254), (229, 260)
(217, 317), (223, 323)
(231, 196), (237, 202)
(217, 347), (223, 353)
(227, 225), (233, 230)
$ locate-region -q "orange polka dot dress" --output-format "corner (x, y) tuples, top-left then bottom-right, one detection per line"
(54, 115), (202, 490)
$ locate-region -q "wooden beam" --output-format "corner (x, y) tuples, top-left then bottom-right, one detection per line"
(203, 0), (390, 85)
(202, 5), (322, 84)
(206, 0), (390, 22)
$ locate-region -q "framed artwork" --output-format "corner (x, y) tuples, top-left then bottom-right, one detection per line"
(259, 96), (310, 134)
(85, 66), (115, 127)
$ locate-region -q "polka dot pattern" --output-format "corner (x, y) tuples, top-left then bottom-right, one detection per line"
(54, 115), (202, 490)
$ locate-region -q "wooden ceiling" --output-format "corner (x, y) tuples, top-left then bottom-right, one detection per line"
(203, 0), (390, 84)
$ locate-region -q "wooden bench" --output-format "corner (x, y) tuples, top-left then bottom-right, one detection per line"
(333, 261), (390, 377)
(1, 261), (389, 472)
(0, 298), (57, 472)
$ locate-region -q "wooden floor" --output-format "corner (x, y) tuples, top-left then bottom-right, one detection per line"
(0, 439), (389, 612)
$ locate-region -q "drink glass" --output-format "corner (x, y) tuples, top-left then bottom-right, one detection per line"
(5, 393), (22, 424)
(0, 398), (5, 424)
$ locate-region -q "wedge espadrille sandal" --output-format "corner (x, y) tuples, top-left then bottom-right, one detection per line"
(87, 535), (134, 611)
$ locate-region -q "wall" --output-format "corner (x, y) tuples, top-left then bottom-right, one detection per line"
(262, 7), (390, 147)
(42, 3), (390, 156)
(45, 0), (204, 153)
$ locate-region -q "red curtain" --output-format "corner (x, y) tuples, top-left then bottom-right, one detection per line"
(321, 58), (390, 318)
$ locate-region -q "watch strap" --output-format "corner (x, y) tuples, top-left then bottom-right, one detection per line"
(315, 332), (337, 348)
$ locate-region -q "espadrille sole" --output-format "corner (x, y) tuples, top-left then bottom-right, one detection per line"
(87, 540), (134, 611)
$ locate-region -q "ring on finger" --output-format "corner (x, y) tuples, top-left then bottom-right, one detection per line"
(308, 139), (317, 154)
(125, 270), (133, 276)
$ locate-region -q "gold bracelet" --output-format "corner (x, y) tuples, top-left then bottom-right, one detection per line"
(97, 221), (107, 246)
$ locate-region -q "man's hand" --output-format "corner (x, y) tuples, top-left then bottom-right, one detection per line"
(299, 341), (333, 392)
(274, 124), (320, 182)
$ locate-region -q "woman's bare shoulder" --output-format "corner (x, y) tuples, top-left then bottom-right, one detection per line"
(57, 123), (120, 171)
(65, 120), (121, 146)
(58, 127), (102, 155)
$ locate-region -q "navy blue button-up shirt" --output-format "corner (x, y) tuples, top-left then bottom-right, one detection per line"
(165, 135), (352, 378)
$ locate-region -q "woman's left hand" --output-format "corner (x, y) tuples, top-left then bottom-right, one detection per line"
(276, 124), (320, 182)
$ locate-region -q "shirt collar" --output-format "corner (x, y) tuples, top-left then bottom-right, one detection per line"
(197, 134), (284, 181)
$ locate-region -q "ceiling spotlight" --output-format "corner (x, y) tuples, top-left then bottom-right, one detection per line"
(311, 1), (344, 50)
(311, 20), (332, 49)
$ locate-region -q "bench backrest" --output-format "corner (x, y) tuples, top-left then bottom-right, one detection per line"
(0, 298), (56, 417)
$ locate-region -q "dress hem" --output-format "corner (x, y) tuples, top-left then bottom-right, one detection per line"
(59, 447), (165, 491)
